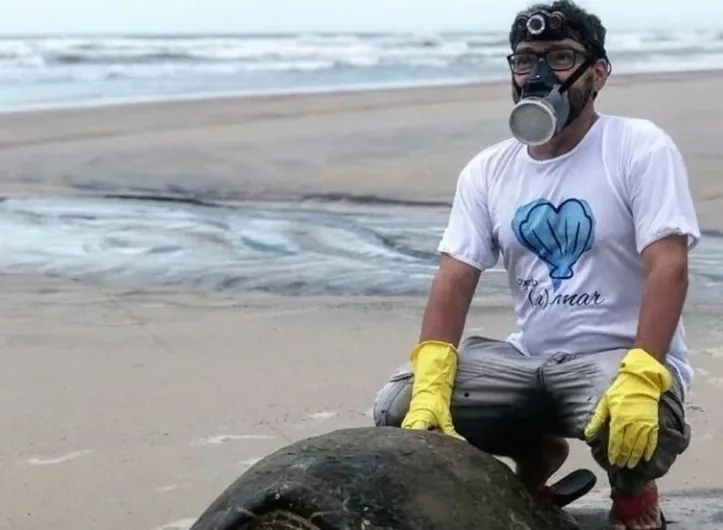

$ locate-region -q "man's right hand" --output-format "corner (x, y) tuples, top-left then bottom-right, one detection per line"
(400, 340), (466, 441)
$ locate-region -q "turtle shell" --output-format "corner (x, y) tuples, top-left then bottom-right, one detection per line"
(190, 426), (579, 530)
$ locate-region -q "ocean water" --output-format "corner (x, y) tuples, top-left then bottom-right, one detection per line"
(0, 29), (722, 111)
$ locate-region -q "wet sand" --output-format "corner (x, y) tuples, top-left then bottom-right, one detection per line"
(2, 71), (723, 530)
(1, 69), (722, 228)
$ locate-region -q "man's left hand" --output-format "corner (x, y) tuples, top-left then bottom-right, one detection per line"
(584, 348), (673, 469)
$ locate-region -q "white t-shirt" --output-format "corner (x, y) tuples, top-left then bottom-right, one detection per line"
(437, 114), (701, 395)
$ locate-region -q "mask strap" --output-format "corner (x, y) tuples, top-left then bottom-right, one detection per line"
(558, 56), (595, 94)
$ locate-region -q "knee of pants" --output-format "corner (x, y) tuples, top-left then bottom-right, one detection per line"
(587, 402), (691, 493)
(372, 375), (413, 427)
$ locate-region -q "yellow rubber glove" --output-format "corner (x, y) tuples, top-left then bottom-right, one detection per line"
(400, 340), (465, 441)
(584, 348), (673, 469)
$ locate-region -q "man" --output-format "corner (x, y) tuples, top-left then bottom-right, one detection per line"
(372, 1), (700, 529)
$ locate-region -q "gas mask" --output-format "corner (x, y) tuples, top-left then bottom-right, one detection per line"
(506, 9), (607, 146)
(508, 56), (593, 146)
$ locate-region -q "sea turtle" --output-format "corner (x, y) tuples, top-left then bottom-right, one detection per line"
(189, 426), (588, 530)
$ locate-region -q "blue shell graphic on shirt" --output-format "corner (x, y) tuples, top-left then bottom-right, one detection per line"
(511, 198), (596, 290)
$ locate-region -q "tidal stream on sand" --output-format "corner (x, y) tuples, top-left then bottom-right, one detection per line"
(2, 195), (723, 303)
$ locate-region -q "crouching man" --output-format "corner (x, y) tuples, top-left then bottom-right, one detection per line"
(372, 2), (700, 529)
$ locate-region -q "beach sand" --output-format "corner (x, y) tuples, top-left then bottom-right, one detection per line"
(2, 71), (723, 530)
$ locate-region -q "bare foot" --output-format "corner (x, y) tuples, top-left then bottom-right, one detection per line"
(609, 482), (664, 530)
(514, 434), (570, 491)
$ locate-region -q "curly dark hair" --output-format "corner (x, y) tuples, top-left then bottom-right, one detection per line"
(509, 0), (608, 59)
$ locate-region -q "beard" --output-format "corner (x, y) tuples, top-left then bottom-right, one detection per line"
(565, 73), (595, 126)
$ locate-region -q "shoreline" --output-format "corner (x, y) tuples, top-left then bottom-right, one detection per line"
(1, 193), (723, 302)
(2, 66), (722, 118)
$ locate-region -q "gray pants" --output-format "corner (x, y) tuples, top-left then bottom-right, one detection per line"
(373, 335), (691, 494)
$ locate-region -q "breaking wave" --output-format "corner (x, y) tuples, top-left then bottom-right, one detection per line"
(0, 30), (722, 109)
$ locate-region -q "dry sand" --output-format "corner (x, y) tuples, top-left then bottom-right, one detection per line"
(2, 71), (723, 530)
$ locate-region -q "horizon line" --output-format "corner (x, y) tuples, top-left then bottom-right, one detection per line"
(0, 24), (712, 38)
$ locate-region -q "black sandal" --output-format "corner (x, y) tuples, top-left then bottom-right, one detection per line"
(543, 468), (597, 508)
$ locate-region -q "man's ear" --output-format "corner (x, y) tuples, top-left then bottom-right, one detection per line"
(592, 59), (609, 93)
